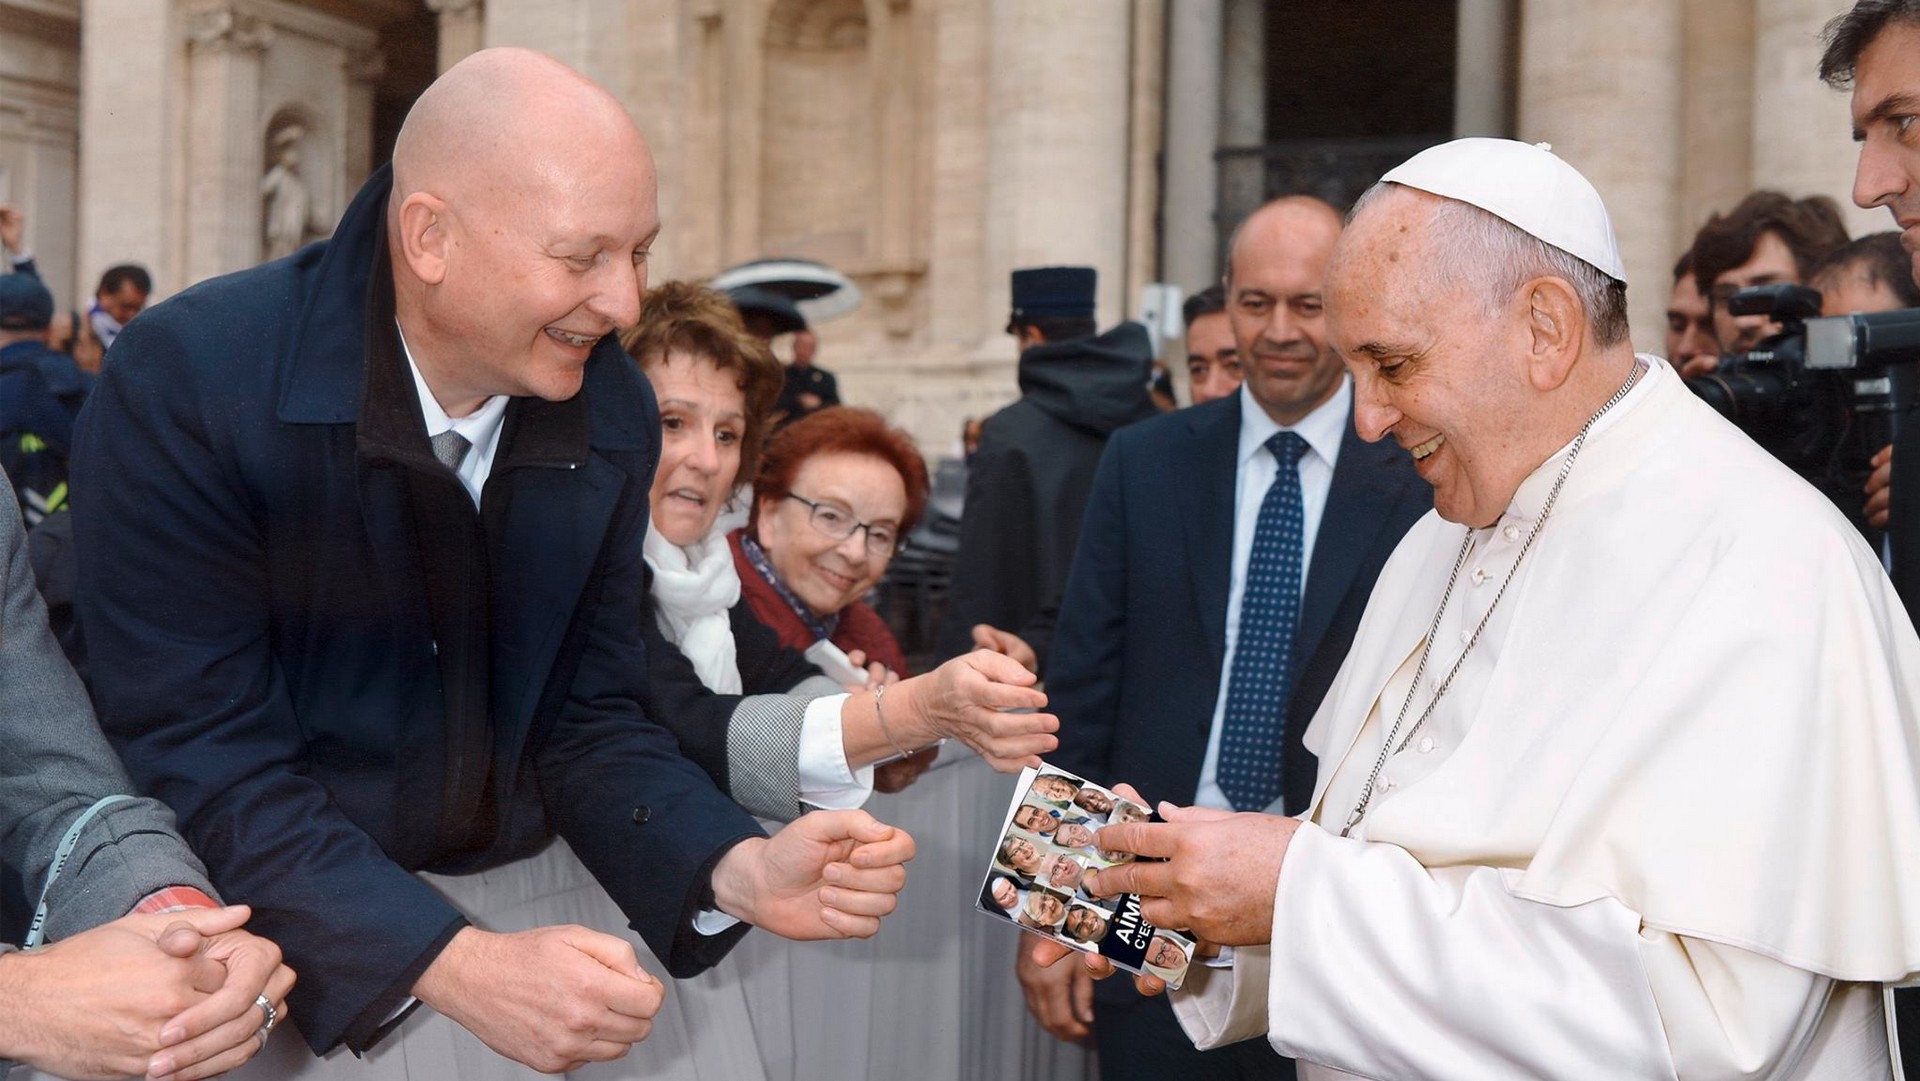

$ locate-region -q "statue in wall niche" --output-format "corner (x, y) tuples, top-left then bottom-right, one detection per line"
(261, 124), (320, 261)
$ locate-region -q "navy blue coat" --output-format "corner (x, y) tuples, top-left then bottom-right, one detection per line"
(1046, 392), (1431, 820)
(70, 166), (763, 1055)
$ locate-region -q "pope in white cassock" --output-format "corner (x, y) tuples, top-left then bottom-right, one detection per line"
(1050, 137), (1920, 1080)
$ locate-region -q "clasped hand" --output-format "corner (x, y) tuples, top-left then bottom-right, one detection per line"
(0, 903), (291, 1081)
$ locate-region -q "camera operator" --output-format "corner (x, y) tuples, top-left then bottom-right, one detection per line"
(1686, 190), (1850, 364)
(1822, 3), (1920, 1074)
(1813, 234), (1920, 554)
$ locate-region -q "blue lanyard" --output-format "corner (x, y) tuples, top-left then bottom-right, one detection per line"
(24, 794), (135, 948)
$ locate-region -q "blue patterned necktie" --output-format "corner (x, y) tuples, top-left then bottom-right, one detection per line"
(1219, 430), (1309, 812)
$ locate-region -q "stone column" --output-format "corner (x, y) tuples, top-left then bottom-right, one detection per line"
(1454, 0), (1515, 137)
(426, 0), (484, 75)
(77, 0), (177, 297)
(1752, 0), (1883, 236)
(1124, 0), (1165, 316)
(1219, 0), (1263, 146)
(182, 4), (272, 287)
(1161, 0), (1223, 293)
(982, 0), (1133, 328)
(342, 47), (383, 189)
(1518, 0), (1683, 352)
(1678, 0), (1752, 245)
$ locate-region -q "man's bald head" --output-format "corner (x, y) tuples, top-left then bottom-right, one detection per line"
(1225, 195), (1343, 288)
(386, 48), (661, 416)
(392, 48), (652, 219)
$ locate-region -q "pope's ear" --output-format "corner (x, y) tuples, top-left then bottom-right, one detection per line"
(1519, 275), (1584, 392)
(395, 193), (450, 286)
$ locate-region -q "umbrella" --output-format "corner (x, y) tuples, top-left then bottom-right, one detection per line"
(710, 258), (863, 323)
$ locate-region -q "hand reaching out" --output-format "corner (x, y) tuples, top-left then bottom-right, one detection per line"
(711, 809), (916, 940)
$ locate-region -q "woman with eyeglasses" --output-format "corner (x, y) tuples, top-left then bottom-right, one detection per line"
(734, 406), (920, 686)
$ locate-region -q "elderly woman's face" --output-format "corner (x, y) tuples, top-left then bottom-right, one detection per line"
(645, 350), (746, 546)
(990, 877), (1020, 912)
(756, 451), (907, 617)
(1000, 836), (1042, 874)
(1025, 889), (1066, 926)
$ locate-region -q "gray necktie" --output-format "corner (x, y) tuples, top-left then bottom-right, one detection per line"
(431, 429), (471, 473)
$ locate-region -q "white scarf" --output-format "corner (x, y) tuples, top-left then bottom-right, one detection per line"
(643, 489), (751, 694)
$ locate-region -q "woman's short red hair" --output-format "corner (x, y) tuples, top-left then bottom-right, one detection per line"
(752, 407), (931, 535)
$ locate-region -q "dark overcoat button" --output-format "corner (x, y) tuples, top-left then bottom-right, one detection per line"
(631, 806), (651, 825)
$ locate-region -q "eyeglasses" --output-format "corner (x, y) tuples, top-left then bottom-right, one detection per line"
(783, 493), (902, 556)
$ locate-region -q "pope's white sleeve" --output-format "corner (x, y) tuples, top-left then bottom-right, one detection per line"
(1265, 823), (1831, 1081)
(793, 693), (876, 809)
(1170, 945), (1272, 1050)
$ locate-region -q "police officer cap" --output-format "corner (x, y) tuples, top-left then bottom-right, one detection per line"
(0, 272), (53, 331)
(1380, 137), (1627, 283)
(1008, 266), (1097, 329)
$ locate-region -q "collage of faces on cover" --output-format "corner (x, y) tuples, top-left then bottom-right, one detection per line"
(978, 765), (1196, 988)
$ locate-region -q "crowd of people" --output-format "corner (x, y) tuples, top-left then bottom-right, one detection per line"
(6, 3), (1920, 1080)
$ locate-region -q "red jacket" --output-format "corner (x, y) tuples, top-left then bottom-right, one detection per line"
(729, 529), (911, 677)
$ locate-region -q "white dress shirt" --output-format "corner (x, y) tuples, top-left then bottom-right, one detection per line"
(399, 328), (507, 508)
(1192, 377), (1351, 811)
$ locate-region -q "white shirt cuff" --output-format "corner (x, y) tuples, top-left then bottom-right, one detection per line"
(692, 908), (741, 936)
(795, 693), (875, 809)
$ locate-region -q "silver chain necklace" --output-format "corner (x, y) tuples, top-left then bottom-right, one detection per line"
(1340, 360), (1646, 837)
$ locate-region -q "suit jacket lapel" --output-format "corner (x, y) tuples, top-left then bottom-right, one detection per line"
(1296, 414), (1398, 675)
(1178, 400), (1241, 670)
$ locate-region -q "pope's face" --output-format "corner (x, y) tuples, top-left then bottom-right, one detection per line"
(1851, 20), (1920, 287)
(1030, 775), (1078, 803)
(1146, 935), (1186, 970)
(1332, 191), (1536, 528)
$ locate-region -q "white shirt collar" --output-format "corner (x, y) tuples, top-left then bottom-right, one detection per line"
(1236, 374), (1352, 469)
(396, 323), (509, 446)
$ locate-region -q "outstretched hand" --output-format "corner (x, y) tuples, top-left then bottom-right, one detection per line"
(906, 650), (1057, 771)
(713, 809), (916, 940)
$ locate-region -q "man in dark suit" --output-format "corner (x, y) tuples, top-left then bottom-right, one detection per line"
(70, 49), (912, 1074)
(1015, 196), (1430, 1079)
